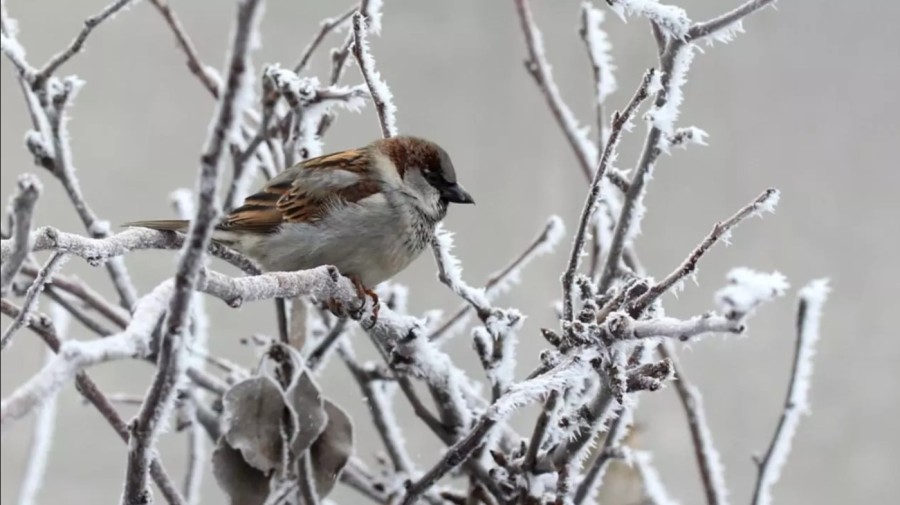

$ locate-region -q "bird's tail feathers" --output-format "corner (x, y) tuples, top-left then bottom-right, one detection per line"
(123, 219), (190, 232)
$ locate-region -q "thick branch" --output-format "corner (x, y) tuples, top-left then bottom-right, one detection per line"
(0, 174), (42, 296)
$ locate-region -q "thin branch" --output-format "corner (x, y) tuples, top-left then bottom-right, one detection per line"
(573, 407), (630, 504)
(1, 251), (68, 350)
(751, 279), (830, 505)
(122, 0), (264, 501)
(606, 311), (747, 343)
(33, 0), (140, 84)
(16, 306), (67, 505)
(0, 299), (185, 505)
(20, 264), (131, 328)
(0, 174), (41, 296)
(659, 342), (729, 505)
(629, 188), (779, 314)
(514, 0), (596, 181)
(428, 215), (564, 342)
(148, 0), (221, 98)
(293, 5), (357, 73)
(402, 355), (593, 505)
(343, 353), (415, 474)
(561, 69), (656, 328)
(1, 226), (261, 275)
(307, 317), (348, 370)
(351, 11), (397, 138)
(687, 0), (776, 42)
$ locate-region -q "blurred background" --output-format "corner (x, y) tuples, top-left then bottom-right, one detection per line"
(2, 0), (897, 504)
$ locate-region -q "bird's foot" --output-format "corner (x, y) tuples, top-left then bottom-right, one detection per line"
(349, 275), (380, 328)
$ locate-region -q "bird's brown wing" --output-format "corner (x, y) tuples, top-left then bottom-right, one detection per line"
(220, 148), (381, 234)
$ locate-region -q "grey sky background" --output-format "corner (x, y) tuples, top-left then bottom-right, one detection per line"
(2, 1), (898, 504)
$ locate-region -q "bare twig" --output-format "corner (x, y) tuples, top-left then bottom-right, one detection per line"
(148, 0), (221, 98)
(751, 279), (830, 505)
(514, 0), (596, 181)
(573, 407), (631, 504)
(659, 342), (729, 505)
(351, 11), (397, 138)
(343, 353), (414, 474)
(629, 188), (779, 315)
(0, 174), (41, 296)
(293, 5), (357, 73)
(1, 251), (68, 350)
(687, 0), (776, 43)
(0, 299), (185, 505)
(428, 215), (564, 343)
(561, 69), (656, 329)
(16, 306), (67, 505)
(33, 0), (140, 85)
(122, 1), (265, 501)
(20, 264), (130, 328)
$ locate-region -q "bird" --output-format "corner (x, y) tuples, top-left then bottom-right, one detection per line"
(126, 135), (474, 315)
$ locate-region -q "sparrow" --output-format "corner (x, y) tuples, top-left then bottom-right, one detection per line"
(127, 136), (474, 312)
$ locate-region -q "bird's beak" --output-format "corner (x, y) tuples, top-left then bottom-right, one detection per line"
(440, 183), (475, 205)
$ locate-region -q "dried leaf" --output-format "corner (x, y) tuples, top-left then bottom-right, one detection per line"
(309, 399), (354, 497)
(212, 439), (270, 505)
(289, 371), (328, 454)
(221, 375), (286, 473)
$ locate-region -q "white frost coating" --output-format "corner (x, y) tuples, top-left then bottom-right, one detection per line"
(0, 280), (175, 432)
(706, 19), (746, 47)
(362, 0), (385, 35)
(581, 3), (617, 103)
(16, 305), (69, 505)
(408, 333), (473, 428)
(715, 268), (789, 320)
(754, 279), (830, 505)
(353, 14), (397, 137)
(370, 377), (416, 472)
(626, 449), (681, 505)
(687, 384), (730, 504)
(608, 0), (692, 40)
(649, 45), (696, 138)
(433, 224), (490, 308)
(488, 352), (596, 420)
(755, 189), (781, 216)
(527, 12), (597, 168)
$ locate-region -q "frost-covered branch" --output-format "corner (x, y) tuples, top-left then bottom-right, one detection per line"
(0, 226), (261, 274)
(0, 174), (41, 296)
(15, 306), (67, 505)
(429, 215), (564, 343)
(122, 1), (265, 500)
(629, 188), (780, 314)
(1, 4), (138, 308)
(294, 4), (357, 73)
(514, 0), (596, 180)
(148, 0), (221, 98)
(751, 279), (830, 505)
(343, 352), (415, 475)
(33, 0), (140, 85)
(562, 68), (656, 330)
(687, 0), (777, 43)
(351, 11), (396, 138)
(1, 252), (68, 351)
(579, 1), (617, 154)
(0, 299), (186, 505)
(660, 343), (729, 505)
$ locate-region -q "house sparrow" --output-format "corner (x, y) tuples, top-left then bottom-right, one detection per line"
(127, 136), (474, 311)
